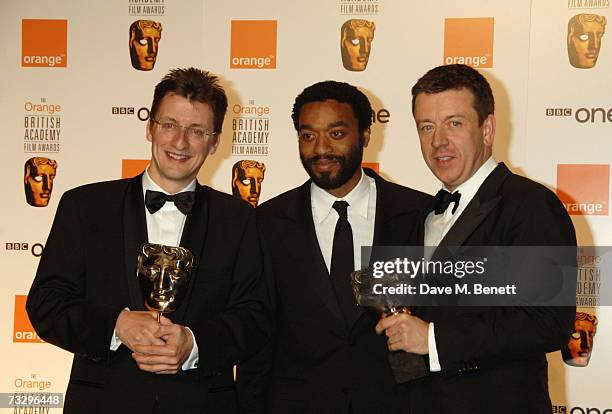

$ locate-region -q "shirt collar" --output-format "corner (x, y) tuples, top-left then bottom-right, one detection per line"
(311, 169), (371, 223)
(443, 157), (497, 204)
(142, 167), (197, 195)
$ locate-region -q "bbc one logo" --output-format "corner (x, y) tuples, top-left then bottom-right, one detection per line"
(553, 405), (612, 413)
(546, 107), (612, 123)
(557, 164), (609, 215)
(230, 20), (277, 69)
(22, 19), (67, 68)
(444, 17), (494, 68)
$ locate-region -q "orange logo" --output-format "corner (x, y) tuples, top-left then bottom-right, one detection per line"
(22, 19), (67, 68)
(444, 17), (494, 68)
(362, 162), (380, 174)
(230, 20), (277, 69)
(122, 159), (150, 178)
(14, 295), (44, 343)
(557, 164), (609, 216)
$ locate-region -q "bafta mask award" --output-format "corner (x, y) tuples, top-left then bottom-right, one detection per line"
(351, 268), (428, 383)
(137, 243), (195, 323)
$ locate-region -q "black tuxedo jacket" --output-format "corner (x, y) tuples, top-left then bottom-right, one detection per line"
(404, 163), (576, 414)
(26, 175), (270, 414)
(237, 169), (431, 414)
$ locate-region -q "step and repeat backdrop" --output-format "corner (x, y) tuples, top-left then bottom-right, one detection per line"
(1, 0), (610, 412)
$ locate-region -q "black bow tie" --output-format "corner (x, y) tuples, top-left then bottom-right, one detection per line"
(145, 190), (195, 215)
(433, 189), (461, 215)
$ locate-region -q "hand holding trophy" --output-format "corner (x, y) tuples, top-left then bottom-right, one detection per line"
(137, 243), (195, 323)
(351, 268), (428, 383)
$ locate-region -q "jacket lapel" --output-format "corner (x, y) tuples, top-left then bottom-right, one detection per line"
(172, 183), (209, 324)
(122, 174), (148, 311)
(291, 182), (345, 323)
(438, 163), (510, 247)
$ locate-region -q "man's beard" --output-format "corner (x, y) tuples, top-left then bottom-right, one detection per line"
(300, 143), (364, 190)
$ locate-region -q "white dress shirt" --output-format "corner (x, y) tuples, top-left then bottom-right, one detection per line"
(425, 157), (498, 371)
(110, 168), (199, 371)
(311, 169), (377, 273)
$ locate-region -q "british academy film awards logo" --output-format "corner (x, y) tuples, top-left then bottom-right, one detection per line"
(231, 100), (270, 156)
(575, 248), (602, 307)
(231, 160), (266, 208)
(24, 99), (61, 154)
(568, 0), (609, 9)
(339, 0), (379, 15)
(128, 0), (165, 16)
(22, 19), (67, 68)
(567, 14), (607, 68)
(340, 19), (376, 71)
(129, 20), (162, 71)
(230, 20), (277, 69)
(557, 164), (609, 215)
(443, 18), (494, 68)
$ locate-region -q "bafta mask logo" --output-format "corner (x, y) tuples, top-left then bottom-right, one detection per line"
(232, 160), (266, 208)
(137, 244), (195, 314)
(24, 157), (57, 207)
(562, 312), (598, 367)
(567, 14), (606, 69)
(341, 19), (376, 71)
(129, 20), (162, 71)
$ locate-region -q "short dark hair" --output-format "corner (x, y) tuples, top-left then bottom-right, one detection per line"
(411, 64), (494, 126)
(291, 80), (373, 134)
(150, 67), (228, 134)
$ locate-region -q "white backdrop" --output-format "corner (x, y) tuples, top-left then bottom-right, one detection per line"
(1, 0), (610, 412)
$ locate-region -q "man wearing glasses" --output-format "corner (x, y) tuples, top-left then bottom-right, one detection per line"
(26, 68), (270, 413)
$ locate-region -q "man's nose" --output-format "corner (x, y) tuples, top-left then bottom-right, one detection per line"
(313, 135), (332, 155)
(172, 127), (190, 149)
(431, 128), (449, 148)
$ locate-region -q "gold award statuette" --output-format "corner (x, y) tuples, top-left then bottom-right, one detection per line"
(351, 269), (429, 383)
(137, 243), (195, 322)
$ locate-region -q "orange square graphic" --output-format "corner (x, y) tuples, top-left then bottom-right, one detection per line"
(22, 19), (67, 68)
(444, 17), (494, 68)
(14, 295), (44, 343)
(122, 159), (150, 178)
(230, 20), (277, 69)
(362, 162), (380, 175)
(557, 164), (609, 216)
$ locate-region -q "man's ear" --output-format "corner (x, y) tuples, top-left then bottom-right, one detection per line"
(146, 120), (153, 143)
(362, 128), (371, 148)
(208, 135), (221, 156)
(482, 114), (495, 148)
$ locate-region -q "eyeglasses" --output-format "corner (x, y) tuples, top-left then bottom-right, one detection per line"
(151, 118), (217, 141)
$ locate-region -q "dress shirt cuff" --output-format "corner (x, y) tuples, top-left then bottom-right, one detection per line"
(110, 307), (130, 351)
(181, 326), (199, 371)
(110, 330), (122, 351)
(428, 322), (442, 372)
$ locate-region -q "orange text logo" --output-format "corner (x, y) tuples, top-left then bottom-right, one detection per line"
(14, 295), (44, 343)
(557, 164), (609, 215)
(22, 19), (67, 68)
(362, 162), (380, 174)
(230, 20), (277, 69)
(444, 17), (494, 68)
(122, 159), (150, 178)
